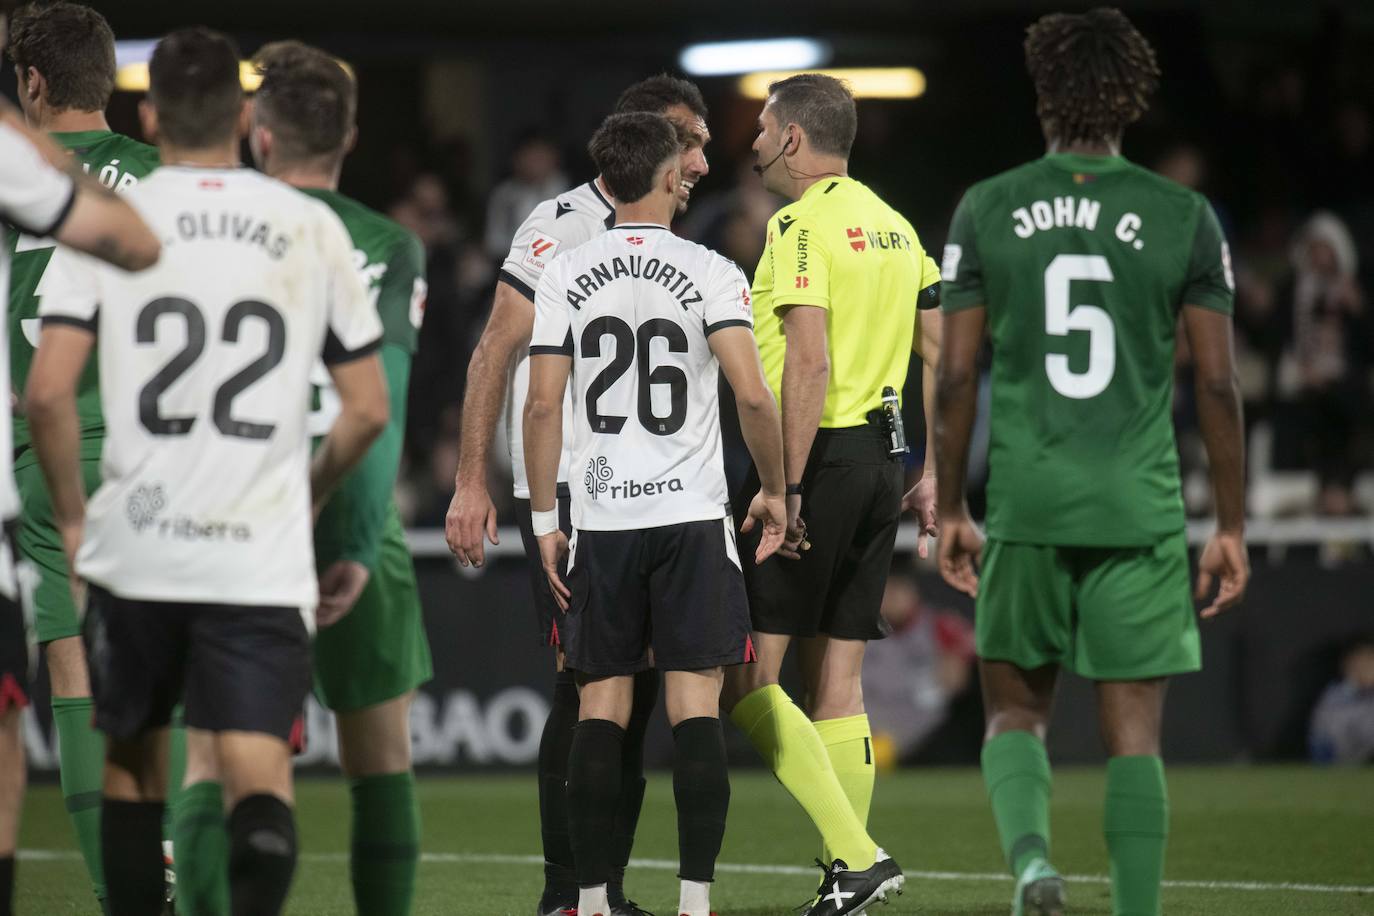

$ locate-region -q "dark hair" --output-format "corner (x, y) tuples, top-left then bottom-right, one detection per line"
(7, 2), (116, 112)
(148, 27), (242, 149)
(1024, 7), (1160, 146)
(614, 73), (708, 121)
(588, 112), (678, 204)
(766, 73), (857, 158)
(254, 40), (356, 161)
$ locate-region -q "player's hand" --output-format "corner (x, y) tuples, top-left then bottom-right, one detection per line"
(937, 509), (984, 598)
(1196, 530), (1248, 618)
(741, 490), (788, 564)
(58, 521), (86, 613)
(901, 474), (939, 558)
(445, 479), (500, 568)
(316, 560), (370, 628)
(537, 530), (571, 611)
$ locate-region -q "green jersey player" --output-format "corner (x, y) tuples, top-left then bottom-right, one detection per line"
(5, 4), (160, 907)
(935, 10), (1249, 916)
(252, 42), (432, 916)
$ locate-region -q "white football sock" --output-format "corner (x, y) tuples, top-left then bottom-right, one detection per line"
(678, 878), (711, 916)
(579, 884), (610, 916)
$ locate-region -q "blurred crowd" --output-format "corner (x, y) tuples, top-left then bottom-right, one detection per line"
(376, 68), (1374, 530)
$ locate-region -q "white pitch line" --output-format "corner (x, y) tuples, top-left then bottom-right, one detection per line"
(19, 849), (1374, 896)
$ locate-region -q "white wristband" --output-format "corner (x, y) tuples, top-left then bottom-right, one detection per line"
(531, 508), (559, 537)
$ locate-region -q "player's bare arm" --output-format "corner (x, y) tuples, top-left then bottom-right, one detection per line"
(54, 180), (161, 273)
(0, 107), (160, 271)
(709, 326), (788, 563)
(778, 304), (829, 543)
(902, 305), (943, 557)
(933, 305), (986, 598)
(24, 324), (96, 578)
(312, 354), (389, 517)
(445, 279), (536, 566)
(1183, 304), (1249, 617)
(523, 352), (571, 609)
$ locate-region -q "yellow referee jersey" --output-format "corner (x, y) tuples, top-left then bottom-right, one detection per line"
(751, 176), (940, 428)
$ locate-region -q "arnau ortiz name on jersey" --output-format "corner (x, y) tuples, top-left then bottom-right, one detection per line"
(174, 209), (292, 260)
(565, 254), (703, 310)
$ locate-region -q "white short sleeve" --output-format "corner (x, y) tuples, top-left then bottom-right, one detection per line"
(0, 122), (76, 237)
(529, 261), (573, 356)
(703, 256), (754, 337)
(499, 203), (563, 300)
(36, 245), (100, 329)
(319, 206), (383, 363)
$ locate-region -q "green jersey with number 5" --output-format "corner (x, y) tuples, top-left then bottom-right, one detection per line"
(941, 152), (1235, 547)
(7, 130), (159, 467)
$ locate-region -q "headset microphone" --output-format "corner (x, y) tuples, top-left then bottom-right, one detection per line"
(752, 134), (793, 175)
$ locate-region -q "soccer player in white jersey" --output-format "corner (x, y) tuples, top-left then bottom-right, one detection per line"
(525, 111), (788, 916)
(0, 72), (159, 916)
(446, 75), (711, 915)
(24, 29), (388, 916)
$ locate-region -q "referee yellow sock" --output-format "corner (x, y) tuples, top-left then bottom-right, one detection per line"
(730, 685), (878, 870)
(815, 714), (875, 864)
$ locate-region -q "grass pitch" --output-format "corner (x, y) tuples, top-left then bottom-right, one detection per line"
(17, 766), (1374, 914)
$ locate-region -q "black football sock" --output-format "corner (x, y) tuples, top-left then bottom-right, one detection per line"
(608, 668), (658, 904)
(0, 854), (14, 916)
(539, 670), (580, 901)
(672, 717), (730, 883)
(566, 719), (625, 889)
(101, 799), (165, 916)
(228, 794), (297, 916)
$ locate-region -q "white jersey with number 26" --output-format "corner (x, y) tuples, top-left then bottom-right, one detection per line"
(39, 167), (381, 612)
(530, 223), (752, 532)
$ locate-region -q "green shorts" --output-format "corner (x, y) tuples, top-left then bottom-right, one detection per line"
(15, 450), (103, 644)
(313, 506), (433, 713)
(976, 530), (1200, 681)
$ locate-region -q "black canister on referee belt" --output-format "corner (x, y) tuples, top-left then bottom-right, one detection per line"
(881, 386), (909, 456)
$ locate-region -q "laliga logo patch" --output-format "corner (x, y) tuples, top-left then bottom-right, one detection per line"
(524, 235), (560, 270)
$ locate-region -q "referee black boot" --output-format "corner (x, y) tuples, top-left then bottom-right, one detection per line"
(803, 849), (905, 916)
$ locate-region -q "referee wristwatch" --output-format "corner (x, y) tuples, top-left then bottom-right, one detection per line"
(785, 483), (804, 496)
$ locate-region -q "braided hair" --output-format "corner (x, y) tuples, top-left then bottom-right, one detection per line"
(1024, 7), (1160, 147)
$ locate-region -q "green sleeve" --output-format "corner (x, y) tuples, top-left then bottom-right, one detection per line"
(1181, 199), (1236, 315)
(315, 343), (411, 570)
(378, 232), (426, 353)
(939, 190), (985, 313)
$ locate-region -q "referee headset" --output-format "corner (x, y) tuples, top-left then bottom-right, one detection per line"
(752, 124), (797, 176)
(753, 123), (841, 182)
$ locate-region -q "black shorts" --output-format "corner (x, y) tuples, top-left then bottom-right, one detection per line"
(0, 525), (31, 712)
(0, 590), (28, 713)
(737, 425), (903, 640)
(515, 485), (573, 647)
(563, 517), (754, 677)
(83, 584), (311, 742)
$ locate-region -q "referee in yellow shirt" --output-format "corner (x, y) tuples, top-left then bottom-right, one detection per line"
(724, 74), (942, 914)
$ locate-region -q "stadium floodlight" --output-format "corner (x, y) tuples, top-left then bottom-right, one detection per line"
(680, 38), (830, 77)
(113, 40), (353, 93)
(114, 61), (266, 92)
(738, 67), (926, 100)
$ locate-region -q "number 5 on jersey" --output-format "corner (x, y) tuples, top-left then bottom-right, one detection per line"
(1044, 253), (1115, 399)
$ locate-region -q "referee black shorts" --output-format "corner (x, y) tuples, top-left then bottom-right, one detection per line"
(83, 584), (311, 743)
(736, 424), (903, 641)
(515, 484), (573, 648)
